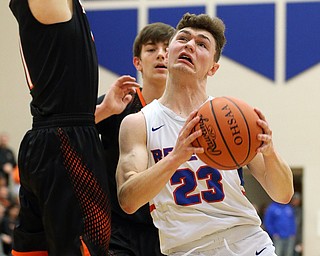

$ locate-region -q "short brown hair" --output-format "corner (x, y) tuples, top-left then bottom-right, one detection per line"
(175, 13), (226, 62)
(133, 22), (175, 58)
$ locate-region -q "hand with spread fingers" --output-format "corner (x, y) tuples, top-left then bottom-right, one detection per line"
(95, 75), (140, 123)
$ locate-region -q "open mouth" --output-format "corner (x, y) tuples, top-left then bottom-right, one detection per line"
(178, 54), (193, 65)
(155, 64), (167, 69)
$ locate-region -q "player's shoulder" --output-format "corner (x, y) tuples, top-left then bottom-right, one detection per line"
(121, 111), (144, 129)
(119, 112), (146, 142)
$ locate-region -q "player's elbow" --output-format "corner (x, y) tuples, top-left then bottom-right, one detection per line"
(272, 187), (294, 204)
(280, 190), (294, 204)
(120, 202), (137, 215)
(118, 189), (139, 214)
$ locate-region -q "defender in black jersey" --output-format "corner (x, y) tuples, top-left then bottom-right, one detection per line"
(9, 1), (137, 255)
(96, 23), (174, 256)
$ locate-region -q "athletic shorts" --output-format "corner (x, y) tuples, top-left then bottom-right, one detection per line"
(170, 227), (276, 256)
(12, 114), (111, 256)
(108, 219), (163, 256)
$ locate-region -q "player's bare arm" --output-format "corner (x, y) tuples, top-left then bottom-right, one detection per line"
(28, 0), (73, 24)
(248, 108), (293, 204)
(95, 75), (140, 123)
(116, 110), (203, 214)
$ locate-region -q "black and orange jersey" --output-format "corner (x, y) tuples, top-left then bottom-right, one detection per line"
(10, 0), (111, 254)
(10, 0), (98, 117)
(96, 88), (154, 225)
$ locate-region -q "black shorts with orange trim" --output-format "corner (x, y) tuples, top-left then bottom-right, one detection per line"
(108, 218), (164, 256)
(12, 114), (111, 256)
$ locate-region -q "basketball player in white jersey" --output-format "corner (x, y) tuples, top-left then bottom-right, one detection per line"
(116, 13), (294, 256)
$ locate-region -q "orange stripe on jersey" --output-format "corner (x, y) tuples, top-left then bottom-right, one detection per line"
(19, 40), (34, 90)
(11, 250), (48, 256)
(136, 88), (146, 107)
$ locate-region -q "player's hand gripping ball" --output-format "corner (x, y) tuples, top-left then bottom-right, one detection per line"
(192, 96), (263, 170)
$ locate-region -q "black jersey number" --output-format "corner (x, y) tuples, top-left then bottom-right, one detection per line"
(170, 166), (224, 206)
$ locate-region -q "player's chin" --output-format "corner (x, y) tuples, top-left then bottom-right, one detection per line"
(152, 73), (167, 81)
(154, 68), (168, 75)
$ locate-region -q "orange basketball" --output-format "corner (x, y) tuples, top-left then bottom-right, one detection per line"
(192, 96), (263, 170)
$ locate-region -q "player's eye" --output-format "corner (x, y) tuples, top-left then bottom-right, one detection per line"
(198, 42), (207, 48)
(177, 36), (188, 42)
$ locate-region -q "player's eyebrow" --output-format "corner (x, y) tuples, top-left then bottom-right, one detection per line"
(178, 29), (211, 43)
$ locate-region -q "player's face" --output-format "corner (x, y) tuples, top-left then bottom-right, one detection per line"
(134, 41), (169, 84)
(167, 28), (218, 79)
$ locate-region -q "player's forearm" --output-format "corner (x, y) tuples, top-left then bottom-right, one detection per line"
(263, 151), (294, 203)
(118, 172), (159, 214)
(94, 103), (113, 123)
(118, 154), (181, 214)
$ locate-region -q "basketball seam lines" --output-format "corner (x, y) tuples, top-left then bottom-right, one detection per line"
(223, 96), (251, 166)
(212, 98), (239, 168)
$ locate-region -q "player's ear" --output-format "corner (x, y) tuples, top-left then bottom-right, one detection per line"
(208, 63), (219, 77)
(133, 56), (142, 72)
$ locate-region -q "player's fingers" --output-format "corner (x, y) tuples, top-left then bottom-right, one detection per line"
(257, 133), (271, 143)
(182, 110), (198, 129)
(118, 82), (139, 96)
(126, 81), (140, 88)
(182, 113), (200, 138)
(122, 94), (133, 105)
(192, 146), (205, 154)
(188, 130), (203, 150)
(117, 75), (136, 82)
(185, 115), (204, 148)
(255, 107), (272, 134)
(115, 76), (140, 89)
(256, 141), (272, 153)
(254, 107), (265, 120)
(186, 110), (198, 121)
(120, 82), (140, 93)
(257, 119), (272, 136)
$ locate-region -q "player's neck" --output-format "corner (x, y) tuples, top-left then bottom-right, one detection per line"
(160, 86), (208, 118)
(169, 75), (207, 98)
(141, 80), (166, 105)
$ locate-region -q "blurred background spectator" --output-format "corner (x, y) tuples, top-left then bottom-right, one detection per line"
(263, 201), (296, 256)
(0, 132), (19, 255)
(291, 192), (303, 256)
(0, 133), (16, 187)
(0, 203), (19, 255)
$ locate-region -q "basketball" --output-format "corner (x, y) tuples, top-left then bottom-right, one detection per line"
(192, 96), (263, 170)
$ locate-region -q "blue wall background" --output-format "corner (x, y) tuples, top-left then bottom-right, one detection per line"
(86, 2), (320, 81)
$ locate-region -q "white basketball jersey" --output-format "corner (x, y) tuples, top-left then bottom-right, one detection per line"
(141, 99), (261, 254)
